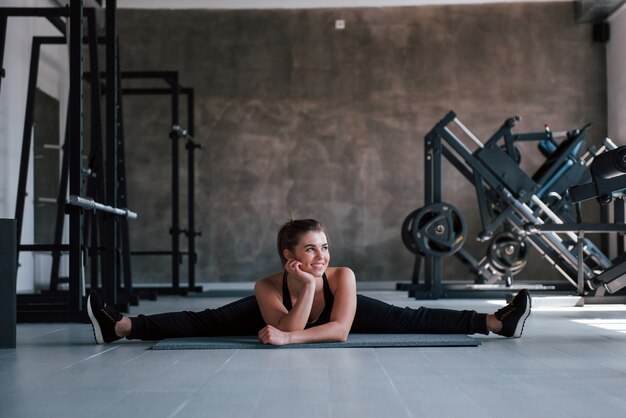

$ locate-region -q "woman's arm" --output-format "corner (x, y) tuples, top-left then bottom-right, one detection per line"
(258, 268), (357, 345)
(254, 260), (318, 332)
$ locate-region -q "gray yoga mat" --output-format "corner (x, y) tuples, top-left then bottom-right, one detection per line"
(186, 290), (254, 298)
(152, 333), (480, 350)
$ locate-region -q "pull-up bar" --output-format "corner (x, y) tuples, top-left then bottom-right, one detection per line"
(67, 195), (138, 219)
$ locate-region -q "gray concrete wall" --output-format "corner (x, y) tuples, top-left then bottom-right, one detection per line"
(117, 2), (607, 284)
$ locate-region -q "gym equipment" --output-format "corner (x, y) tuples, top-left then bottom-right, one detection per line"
(0, 219), (17, 348)
(1, 1), (139, 321)
(405, 202), (466, 257)
(67, 195), (137, 219)
(2, 2), (89, 321)
(402, 110), (624, 300)
(527, 145), (626, 298)
(485, 230), (529, 285)
(108, 71), (203, 295)
(152, 334), (481, 350)
(569, 145), (626, 204)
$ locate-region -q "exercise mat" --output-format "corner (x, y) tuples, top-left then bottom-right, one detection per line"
(186, 289), (254, 298)
(152, 333), (480, 350)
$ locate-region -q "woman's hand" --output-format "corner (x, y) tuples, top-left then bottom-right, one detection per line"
(284, 259), (316, 287)
(258, 325), (291, 346)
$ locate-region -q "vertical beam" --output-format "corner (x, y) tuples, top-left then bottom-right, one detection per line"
(85, 8), (106, 292)
(171, 73), (180, 291)
(616, 199), (625, 256)
(15, 39), (42, 245)
(50, 107), (70, 290)
(431, 132), (443, 298)
(116, 38), (134, 301)
(0, 219), (17, 349)
(68, 0), (84, 313)
(104, 0), (118, 303)
(600, 201), (610, 254)
(422, 133), (436, 298)
(0, 16), (7, 97)
(186, 89), (197, 290)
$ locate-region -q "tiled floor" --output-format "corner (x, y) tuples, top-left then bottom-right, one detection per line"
(2, 289), (626, 418)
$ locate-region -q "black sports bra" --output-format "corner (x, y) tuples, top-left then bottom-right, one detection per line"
(282, 272), (334, 329)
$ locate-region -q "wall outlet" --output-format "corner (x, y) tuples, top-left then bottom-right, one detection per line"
(335, 19), (345, 30)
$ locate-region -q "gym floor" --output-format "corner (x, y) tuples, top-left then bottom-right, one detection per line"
(2, 287), (626, 418)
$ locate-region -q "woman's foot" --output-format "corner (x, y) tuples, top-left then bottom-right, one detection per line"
(493, 289), (531, 338)
(87, 290), (123, 344)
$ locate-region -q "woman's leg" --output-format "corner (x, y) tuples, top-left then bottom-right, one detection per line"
(350, 295), (490, 335)
(126, 295), (266, 341)
(88, 290), (266, 343)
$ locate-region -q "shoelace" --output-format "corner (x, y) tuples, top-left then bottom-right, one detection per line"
(496, 303), (516, 319)
(101, 305), (118, 323)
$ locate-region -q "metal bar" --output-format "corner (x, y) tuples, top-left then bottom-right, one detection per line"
(131, 251), (190, 256)
(120, 87), (194, 95)
(84, 7), (106, 292)
(577, 231), (585, 295)
(0, 16), (7, 97)
(15, 38), (42, 246)
(499, 188), (594, 279)
(452, 117), (484, 149)
(120, 70), (178, 81)
(121, 88), (178, 95)
(46, 16), (66, 35)
(50, 105), (70, 291)
(115, 36), (134, 302)
(616, 199), (625, 255)
(422, 133), (434, 296)
(171, 73), (180, 290)
(186, 88), (197, 290)
(431, 131), (442, 298)
(526, 223), (626, 233)
(104, 0), (118, 304)
(20, 244), (70, 252)
(531, 195), (580, 242)
(443, 127), (473, 155)
(441, 146), (473, 181)
(600, 202), (610, 254)
(0, 219), (17, 348)
(68, 0), (84, 315)
(0, 8), (70, 17)
(591, 260), (626, 294)
(32, 36), (66, 45)
(67, 195), (137, 219)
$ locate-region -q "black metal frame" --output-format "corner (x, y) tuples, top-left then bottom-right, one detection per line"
(112, 71), (202, 295)
(1, 1), (135, 322)
(406, 111), (621, 300)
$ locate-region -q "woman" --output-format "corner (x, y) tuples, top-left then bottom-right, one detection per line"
(88, 219), (531, 345)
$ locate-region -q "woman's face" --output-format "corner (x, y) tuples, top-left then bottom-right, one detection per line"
(287, 231), (330, 277)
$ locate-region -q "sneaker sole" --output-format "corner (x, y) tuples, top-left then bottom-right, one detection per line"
(512, 293), (532, 338)
(87, 294), (105, 344)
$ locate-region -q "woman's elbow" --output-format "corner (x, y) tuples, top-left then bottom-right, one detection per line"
(336, 325), (350, 342)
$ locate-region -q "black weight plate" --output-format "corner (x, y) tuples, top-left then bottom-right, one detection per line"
(411, 202), (467, 256)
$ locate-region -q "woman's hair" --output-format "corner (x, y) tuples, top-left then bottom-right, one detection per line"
(277, 218), (325, 265)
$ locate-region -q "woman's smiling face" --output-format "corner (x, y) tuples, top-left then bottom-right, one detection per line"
(287, 231), (330, 277)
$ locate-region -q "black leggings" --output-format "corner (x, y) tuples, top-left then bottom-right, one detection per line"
(128, 294), (489, 341)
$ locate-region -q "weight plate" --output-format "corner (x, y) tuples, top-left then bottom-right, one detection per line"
(410, 202), (467, 257)
(401, 208), (421, 255)
(487, 230), (529, 275)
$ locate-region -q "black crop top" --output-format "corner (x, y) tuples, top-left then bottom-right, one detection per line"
(282, 272), (335, 329)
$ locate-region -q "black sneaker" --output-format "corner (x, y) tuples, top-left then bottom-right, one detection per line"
(87, 290), (123, 344)
(494, 289), (531, 338)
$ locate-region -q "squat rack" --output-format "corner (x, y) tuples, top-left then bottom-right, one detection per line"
(1, 1), (136, 321)
(114, 70), (202, 295)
